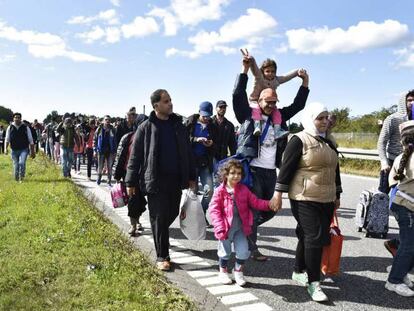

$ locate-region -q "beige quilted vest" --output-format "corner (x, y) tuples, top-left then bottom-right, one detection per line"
(288, 131), (338, 203)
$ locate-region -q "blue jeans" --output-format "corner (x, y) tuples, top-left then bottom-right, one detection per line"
(196, 166), (213, 214)
(248, 166), (277, 251)
(218, 227), (250, 263)
(61, 147), (74, 177)
(11, 148), (29, 180)
(74, 153), (82, 171)
(388, 203), (414, 284)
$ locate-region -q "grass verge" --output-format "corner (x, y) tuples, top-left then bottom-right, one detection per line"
(339, 157), (381, 177)
(0, 154), (197, 311)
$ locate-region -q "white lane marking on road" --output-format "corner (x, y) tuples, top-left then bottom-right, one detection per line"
(170, 251), (193, 259)
(220, 293), (258, 305)
(172, 255), (206, 264)
(179, 261), (211, 268)
(187, 270), (218, 278)
(230, 303), (273, 311)
(196, 276), (224, 286)
(207, 284), (245, 295)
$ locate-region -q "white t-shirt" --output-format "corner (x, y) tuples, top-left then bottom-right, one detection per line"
(250, 115), (277, 169)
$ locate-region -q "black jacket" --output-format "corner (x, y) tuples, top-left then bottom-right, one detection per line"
(232, 73), (309, 168)
(115, 114), (147, 146)
(184, 114), (219, 171)
(125, 111), (196, 194)
(114, 132), (134, 181)
(211, 115), (237, 161)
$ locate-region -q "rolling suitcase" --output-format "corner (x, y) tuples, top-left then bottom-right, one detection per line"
(355, 190), (389, 238)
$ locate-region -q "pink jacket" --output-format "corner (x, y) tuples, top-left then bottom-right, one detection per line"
(209, 182), (270, 240)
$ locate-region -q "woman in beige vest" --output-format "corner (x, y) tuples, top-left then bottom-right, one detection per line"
(273, 102), (342, 302)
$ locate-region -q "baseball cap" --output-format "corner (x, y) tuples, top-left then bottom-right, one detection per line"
(216, 100), (227, 108)
(199, 101), (213, 117)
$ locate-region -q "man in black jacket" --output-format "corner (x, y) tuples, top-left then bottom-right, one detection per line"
(233, 54), (309, 261)
(185, 102), (218, 224)
(211, 100), (237, 161)
(125, 89), (196, 271)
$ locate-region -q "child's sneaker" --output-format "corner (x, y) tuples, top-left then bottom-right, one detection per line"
(218, 268), (232, 285)
(234, 269), (247, 287)
(307, 281), (328, 302)
(385, 281), (414, 297)
(274, 125), (289, 140)
(292, 271), (308, 286)
(253, 121), (261, 136)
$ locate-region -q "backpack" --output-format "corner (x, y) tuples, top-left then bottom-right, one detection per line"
(213, 154), (253, 188)
(355, 190), (389, 238)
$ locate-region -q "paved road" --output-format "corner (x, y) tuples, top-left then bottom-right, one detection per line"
(71, 164), (412, 311)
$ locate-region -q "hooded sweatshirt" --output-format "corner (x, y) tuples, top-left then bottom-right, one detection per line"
(377, 93), (411, 167)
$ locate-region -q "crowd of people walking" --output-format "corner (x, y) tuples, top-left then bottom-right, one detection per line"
(2, 51), (414, 302)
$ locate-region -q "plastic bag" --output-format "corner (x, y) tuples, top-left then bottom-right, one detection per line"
(180, 190), (206, 240)
(110, 182), (129, 208)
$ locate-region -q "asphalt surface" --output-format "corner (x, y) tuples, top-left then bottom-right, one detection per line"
(71, 164), (413, 311)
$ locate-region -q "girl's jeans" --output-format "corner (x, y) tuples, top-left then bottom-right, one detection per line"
(388, 202), (414, 284)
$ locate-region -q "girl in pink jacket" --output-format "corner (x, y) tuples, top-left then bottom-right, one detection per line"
(209, 159), (276, 286)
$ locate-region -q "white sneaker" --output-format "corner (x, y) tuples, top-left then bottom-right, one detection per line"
(307, 281), (329, 302)
(234, 270), (247, 287)
(253, 127), (261, 136)
(218, 269), (232, 285)
(385, 281), (414, 297)
(403, 275), (414, 288)
(292, 271), (309, 286)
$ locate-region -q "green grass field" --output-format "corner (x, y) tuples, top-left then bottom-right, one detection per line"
(339, 158), (381, 177)
(0, 154), (196, 311)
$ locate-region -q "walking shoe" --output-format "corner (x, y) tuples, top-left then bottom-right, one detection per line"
(128, 218), (137, 236)
(292, 271), (309, 286)
(128, 225), (137, 236)
(234, 269), (247, 286)
(218, 268), (232, 285)
(137, 222), (144, 231)
(96, 176), (102, 185)
(251, 249), (268, 261)
(307, 281), (329, 302)
(384, 240), (398, 257)
(385, 281), (414, 297)
(253, 126), (261, 136)
(156, 260), (171, 271)
(404, 275), (414, 288)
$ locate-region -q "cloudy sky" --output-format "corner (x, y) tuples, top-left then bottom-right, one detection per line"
(1, 0), (414, 124)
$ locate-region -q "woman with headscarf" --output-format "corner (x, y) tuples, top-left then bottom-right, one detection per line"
(273, 102), (342, 302)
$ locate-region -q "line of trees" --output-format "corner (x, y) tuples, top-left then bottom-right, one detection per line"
(288, 105), (397, 134)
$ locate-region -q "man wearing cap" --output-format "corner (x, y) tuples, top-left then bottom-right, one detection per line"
(5, 112), (35, 182)
(212, 100), (237, 162)
(185, 101), (218, 224)
(233, 55), (309, 261)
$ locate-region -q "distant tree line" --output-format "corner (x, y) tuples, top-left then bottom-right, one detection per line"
(288, 105), (397, 134)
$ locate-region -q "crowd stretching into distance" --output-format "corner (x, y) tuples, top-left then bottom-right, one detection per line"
(1, 51), (414, 303)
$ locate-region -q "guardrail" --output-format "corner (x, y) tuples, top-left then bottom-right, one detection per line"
(337, 147), (380, 161)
